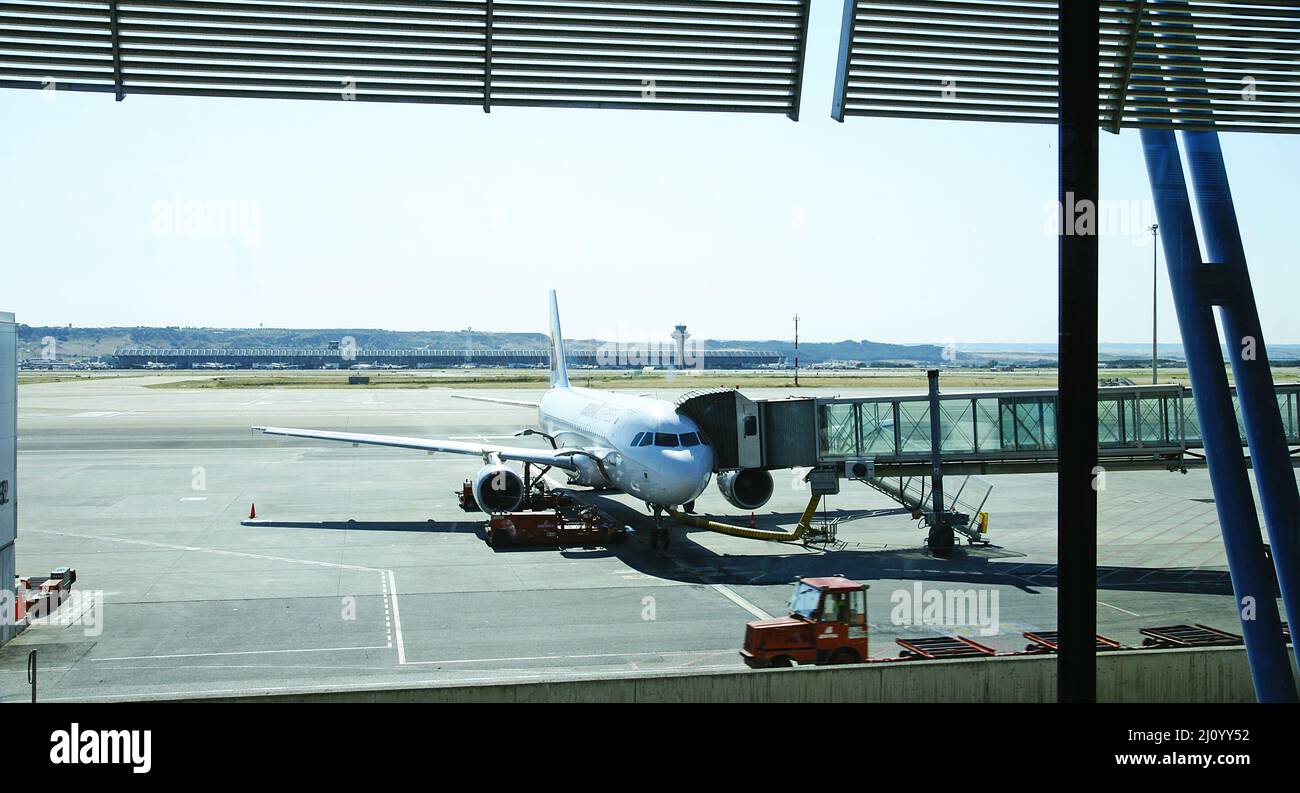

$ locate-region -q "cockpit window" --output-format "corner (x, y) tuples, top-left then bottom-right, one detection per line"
(637, 433), (654, 447)
(654, 433), (678, 447)
(680, 432), (701, 447)
(630, 432), (645, 446)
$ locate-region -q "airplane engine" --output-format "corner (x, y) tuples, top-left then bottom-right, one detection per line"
(567, 454), (613, 489)
(716, 468), (774, 511)
(473, 464), (526, 513)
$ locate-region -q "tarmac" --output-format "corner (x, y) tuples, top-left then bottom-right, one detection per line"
(0, 374), (1278, 701)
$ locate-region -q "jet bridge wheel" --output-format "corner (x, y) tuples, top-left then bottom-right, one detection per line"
(927, 524), (955, 558)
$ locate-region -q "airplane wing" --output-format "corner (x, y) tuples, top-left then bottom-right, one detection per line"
(253, 426), (578, 469)
(450, 394), (540, 409)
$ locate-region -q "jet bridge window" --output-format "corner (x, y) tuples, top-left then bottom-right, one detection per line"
(654, 433), (678, 447)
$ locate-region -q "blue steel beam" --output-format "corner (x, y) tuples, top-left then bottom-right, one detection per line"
(1140, 127), (1297, 702)
(1183, 129), (1300, 663)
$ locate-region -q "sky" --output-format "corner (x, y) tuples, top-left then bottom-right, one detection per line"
(2, 1), (1298, 346)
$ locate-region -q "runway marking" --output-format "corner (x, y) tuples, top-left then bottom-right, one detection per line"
(92, 645), (391, 662)
(70, 411), (123, 418)
(180, 496), (207, 502)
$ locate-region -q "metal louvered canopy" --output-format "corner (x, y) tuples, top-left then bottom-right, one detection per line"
(832, 0), (1300, 134)
(0, 0), (813, 118)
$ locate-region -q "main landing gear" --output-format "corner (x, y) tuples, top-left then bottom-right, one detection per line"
(649, 504), (672, 550)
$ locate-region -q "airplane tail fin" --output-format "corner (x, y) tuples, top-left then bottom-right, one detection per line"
(548, 290), (570, 388)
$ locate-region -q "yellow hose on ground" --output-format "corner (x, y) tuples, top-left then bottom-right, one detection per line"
(667, 493), (822, 542)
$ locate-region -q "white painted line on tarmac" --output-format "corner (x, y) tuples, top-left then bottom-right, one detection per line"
(92, 645), (391, 662)
(380, 572), (393, 649)
(358, 648), (737, 666)
(1096, 600), (1142, 617)
(709, 584), (772, 620)
(27, 527), (402, 661)
(27, 527), (387, 574)
(388, 570), (406, 665)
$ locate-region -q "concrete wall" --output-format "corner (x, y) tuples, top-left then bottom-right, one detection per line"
(167, 645), (1297, 703)
(0, 311), (15, 644)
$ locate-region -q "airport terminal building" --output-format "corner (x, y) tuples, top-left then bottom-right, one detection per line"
(112, 347), (783, 370)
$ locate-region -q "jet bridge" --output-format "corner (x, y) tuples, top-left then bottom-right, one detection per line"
(678, 383), (1300, 478)
(676, 382), (1300, 547)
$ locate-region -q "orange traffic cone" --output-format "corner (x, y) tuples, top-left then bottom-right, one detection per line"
(249, 503), (257, 519)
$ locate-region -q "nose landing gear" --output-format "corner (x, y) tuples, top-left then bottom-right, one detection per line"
(649, 504), (672, 550)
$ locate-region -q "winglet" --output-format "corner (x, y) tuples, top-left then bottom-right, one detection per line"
(549, 289), (570, 388)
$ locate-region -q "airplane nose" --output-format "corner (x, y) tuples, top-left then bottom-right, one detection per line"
(658, 446), (713, 504)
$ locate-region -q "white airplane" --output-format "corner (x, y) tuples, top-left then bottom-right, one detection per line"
(254, 291), (767, 548)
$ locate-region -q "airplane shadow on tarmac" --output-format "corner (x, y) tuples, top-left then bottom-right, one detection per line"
(574, 493), (1239, 599)
(244, 494), (1238, 598)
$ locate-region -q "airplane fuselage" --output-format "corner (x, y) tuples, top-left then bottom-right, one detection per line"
(538, 386), (713, 508)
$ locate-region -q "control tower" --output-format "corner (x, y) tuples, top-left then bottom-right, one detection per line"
(671, 325), (690, 369)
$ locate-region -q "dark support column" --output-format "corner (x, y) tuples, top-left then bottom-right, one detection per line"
(1056, 0), (1100, 703)
(108, 0), (124, 102)
(925, 369), (953, 554)
(928, 369), (944, 518)
(483, 0), (493, 113)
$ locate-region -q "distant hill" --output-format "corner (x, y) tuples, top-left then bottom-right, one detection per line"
(961, 342), (1300, 362)
(704, 338), (952, 364)
(16, 325), (953, 364)
(27, 325), (1300, 366)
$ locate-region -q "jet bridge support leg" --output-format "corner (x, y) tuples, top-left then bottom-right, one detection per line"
(926, 369), (954, 555)
(1140, 127), (1297, 702)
